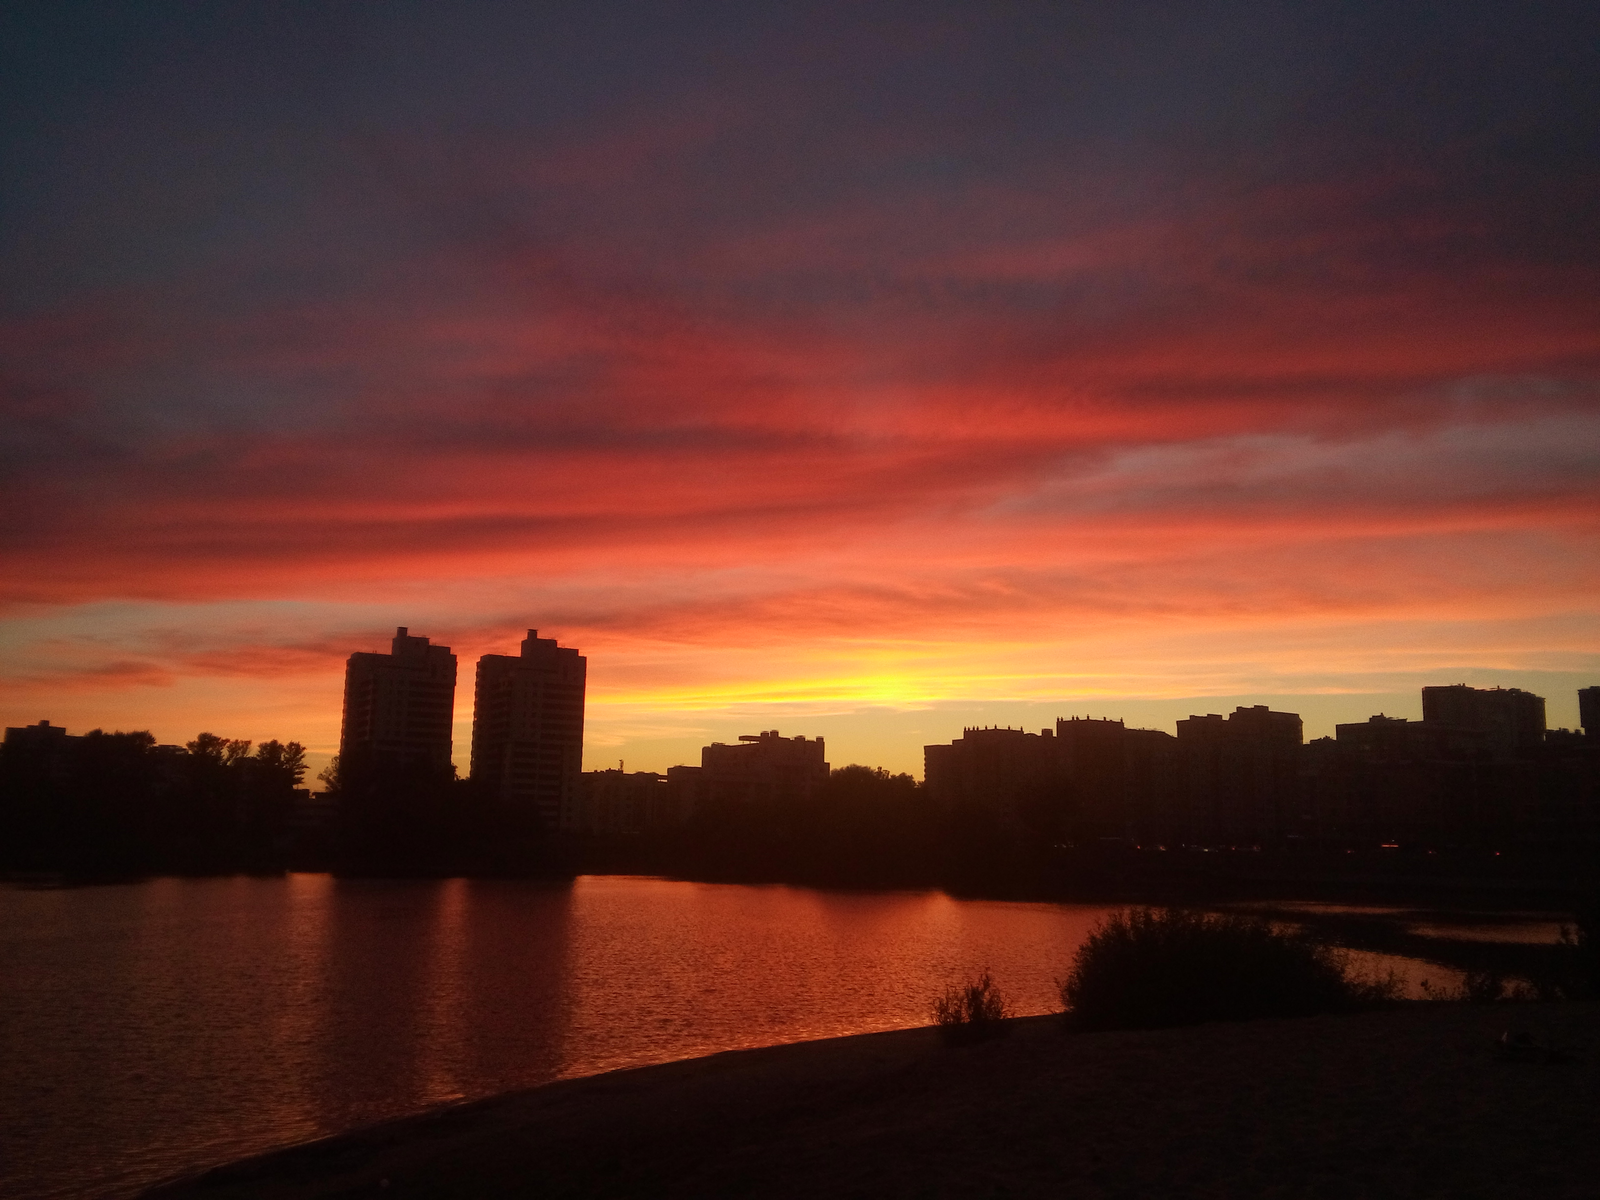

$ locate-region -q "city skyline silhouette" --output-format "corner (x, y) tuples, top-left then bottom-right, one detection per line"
(4, 5), (1599, 1196)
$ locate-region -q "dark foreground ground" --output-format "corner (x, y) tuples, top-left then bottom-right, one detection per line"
(148, 1003), (1600, 1200)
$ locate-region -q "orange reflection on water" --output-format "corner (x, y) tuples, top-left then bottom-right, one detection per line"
(1, 875), (1514, 1200)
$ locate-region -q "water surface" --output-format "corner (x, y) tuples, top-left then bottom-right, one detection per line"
(0, 875), (1525, 1200)
(4, 876), (1106, 1199)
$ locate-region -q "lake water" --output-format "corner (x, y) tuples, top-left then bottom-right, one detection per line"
(1, 875), (1501, 1200)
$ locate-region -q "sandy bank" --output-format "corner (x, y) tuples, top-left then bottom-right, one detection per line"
(147, 1003), (1600, 1199)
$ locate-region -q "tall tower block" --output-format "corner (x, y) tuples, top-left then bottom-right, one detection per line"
(471, 630), (587, 830)
(1421, 684), (1546, 754)
(338, 627), (457, 783)
(1580, 686), (1600, 739)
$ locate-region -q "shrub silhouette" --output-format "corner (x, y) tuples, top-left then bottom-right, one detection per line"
(932, 969), (1010, 1043)
(1060, 908), (1392, 1030)
(1419, 968), (1537, 1003)
(1559, 889), (1600, 999)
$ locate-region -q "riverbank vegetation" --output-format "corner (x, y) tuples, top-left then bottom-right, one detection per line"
(0, 729), (307, 874)
(6, 737), (1600, 936)
(582, 765), (1600, 914)
(932, 969), (1010, 1043)
(1045, 904), (1600, 1034)
(1058, 908), (1399, 1030)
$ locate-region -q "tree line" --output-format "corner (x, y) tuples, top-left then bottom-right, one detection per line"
(6, 735), (1594, 908)
(0, 730), (307, 874)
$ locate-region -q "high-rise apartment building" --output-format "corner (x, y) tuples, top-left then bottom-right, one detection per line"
(577, 768), (667, 835)
(700, 730), (829, 807)
(1175, 706), (1303, 844)
(922, 726), (1055, 813)
(1421, 684), (1545, 754)
(1579, 687), (1599, 740)
(1176, 705), (1303, 747)
(338, 627), (457, 785)
(470, 630), (587, 830)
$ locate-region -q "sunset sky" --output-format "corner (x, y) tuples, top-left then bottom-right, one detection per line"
(3, 1), (1597, 778)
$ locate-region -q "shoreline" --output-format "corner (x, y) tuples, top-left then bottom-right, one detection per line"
(10, 860), (1590, 907)
(11, 871), (1576, 985)
(9, 867), (1593, 922)
(146, 1002), (1600, 1199)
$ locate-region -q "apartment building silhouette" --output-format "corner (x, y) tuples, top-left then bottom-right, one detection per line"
(470, 630), (587, 830)
(1421, 684), (1546, 755)
(921, 684), (1599, 850)
(338, 627), (457, 785)
(699, 730), (829, 807)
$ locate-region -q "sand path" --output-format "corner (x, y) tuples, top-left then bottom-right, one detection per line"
(147, 1002), (1600, 1198)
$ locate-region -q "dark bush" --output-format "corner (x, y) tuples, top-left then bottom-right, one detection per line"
(1059, 908), (1395, 1030)
(1462, 969), (1513, 1003)
(1561, 889), (1600, 999)
(932, 969), (1011, 1044)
